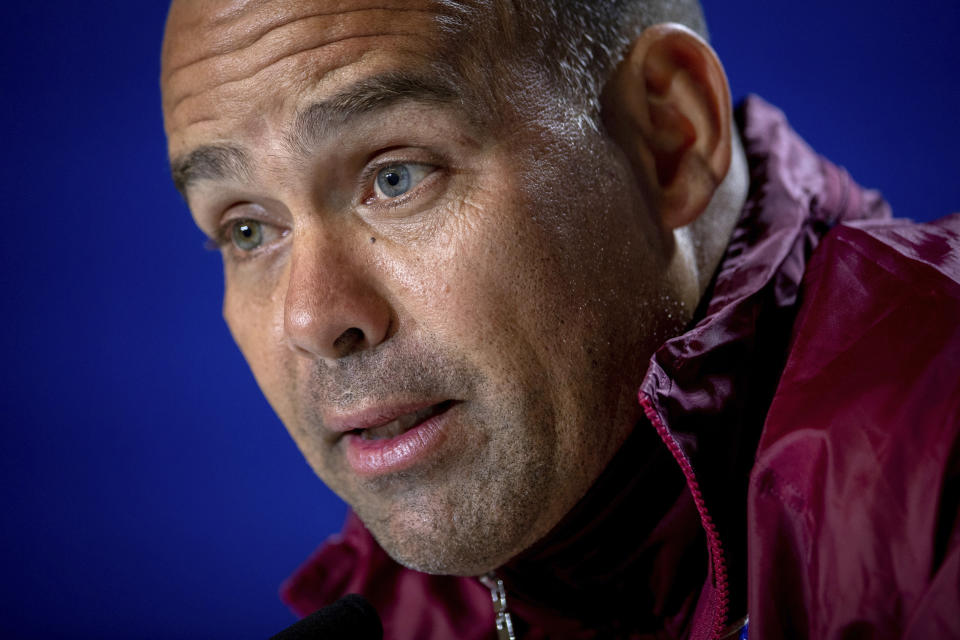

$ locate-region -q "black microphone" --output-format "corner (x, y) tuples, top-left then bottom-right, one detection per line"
(269, 594), (383, 640)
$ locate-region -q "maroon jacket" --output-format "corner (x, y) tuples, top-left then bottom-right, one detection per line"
(280, 97), (960, 639)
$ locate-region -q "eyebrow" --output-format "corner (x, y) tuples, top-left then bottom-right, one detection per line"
(170, 69), (470, 196)
(171, 144), (250, 195)
(289, 69), (467, 153)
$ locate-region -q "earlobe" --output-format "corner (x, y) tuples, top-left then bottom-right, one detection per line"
(602, 24), (732, 231)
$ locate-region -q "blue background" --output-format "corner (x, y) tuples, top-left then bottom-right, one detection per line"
(1, 2), (957, 638)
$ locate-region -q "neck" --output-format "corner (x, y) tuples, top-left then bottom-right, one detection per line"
(494, 422), (707, 636)
(660, 130), (748, 320)
(690, 129), (749, 297)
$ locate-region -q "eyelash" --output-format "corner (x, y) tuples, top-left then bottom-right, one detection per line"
(209, 223), (237, 252)
(208, 219), (282, 262)
(360, 161), (437, 205)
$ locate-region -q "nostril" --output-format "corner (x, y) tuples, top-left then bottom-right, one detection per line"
(332, 327), (366, 357)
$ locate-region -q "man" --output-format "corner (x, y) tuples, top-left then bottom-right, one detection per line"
(161, 0), (960, 638)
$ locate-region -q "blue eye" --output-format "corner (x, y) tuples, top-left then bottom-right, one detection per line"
(231, 219), (263, 251)
(373, 163), (433, 199)
(376, 165), (410, 197)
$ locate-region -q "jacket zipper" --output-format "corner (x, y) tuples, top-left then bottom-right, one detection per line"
(479, 573), (517, 640)
(476, 397), (731, 640)
(640, 393), (731, 640)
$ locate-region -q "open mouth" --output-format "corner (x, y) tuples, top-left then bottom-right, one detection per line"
(355, 400), (455, 441)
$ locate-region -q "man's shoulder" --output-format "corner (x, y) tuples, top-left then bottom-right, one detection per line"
(824, 213), (960, 293)
(747, 212), (960, 638)
(753, 211), (960, 507)
(762, 212), (960, 436)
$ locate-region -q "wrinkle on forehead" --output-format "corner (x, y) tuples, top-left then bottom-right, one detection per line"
(163, 0), (441, 71)
(161, 0), (521, 144)
(164, 8), (445, 115)
(165, 7), (434, 79)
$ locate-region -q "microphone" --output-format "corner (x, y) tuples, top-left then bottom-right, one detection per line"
(269, 594), (383, 640)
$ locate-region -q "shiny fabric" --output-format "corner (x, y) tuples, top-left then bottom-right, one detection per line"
(280, 97), (960, 639)
(747, 215), (960, 638)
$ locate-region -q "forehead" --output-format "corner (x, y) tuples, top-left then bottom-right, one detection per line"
(161, 0), (493, 154)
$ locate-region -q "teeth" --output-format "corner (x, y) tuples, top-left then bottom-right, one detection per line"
(359, 404), (443, 441)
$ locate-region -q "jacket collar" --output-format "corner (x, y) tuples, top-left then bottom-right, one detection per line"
(640, 95), (891, 636)
(499, 95), (891, 637)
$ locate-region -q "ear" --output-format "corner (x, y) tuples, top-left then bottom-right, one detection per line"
(601, 24), (732, 230)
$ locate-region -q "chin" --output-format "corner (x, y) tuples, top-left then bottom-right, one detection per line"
(382, 537), (509, 578)
(362, 502), (542, 578)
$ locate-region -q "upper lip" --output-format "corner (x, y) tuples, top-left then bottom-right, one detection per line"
(323, 399), (452, 435)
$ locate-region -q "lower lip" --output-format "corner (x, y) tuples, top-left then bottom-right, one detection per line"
(343, 404), (455, 477)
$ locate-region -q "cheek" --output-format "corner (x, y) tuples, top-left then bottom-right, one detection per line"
(222, 269), (292, 418)
(438, 133), (660, 430)
(383, 172), (591, 394)
(386, 183), (535, 346)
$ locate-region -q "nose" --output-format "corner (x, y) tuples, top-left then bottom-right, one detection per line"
(283, 230), (392, 361)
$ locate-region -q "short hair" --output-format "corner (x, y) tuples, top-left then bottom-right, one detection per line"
(442, 0), (708, 125)
(519, 0), (708, 119)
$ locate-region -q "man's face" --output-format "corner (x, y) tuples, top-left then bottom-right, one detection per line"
(162, 0), (684, 576)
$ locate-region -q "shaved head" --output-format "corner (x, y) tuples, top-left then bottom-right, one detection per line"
(435, 0), (709, 123)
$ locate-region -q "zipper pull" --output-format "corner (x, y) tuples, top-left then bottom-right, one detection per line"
(479, 573), (517, 640)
